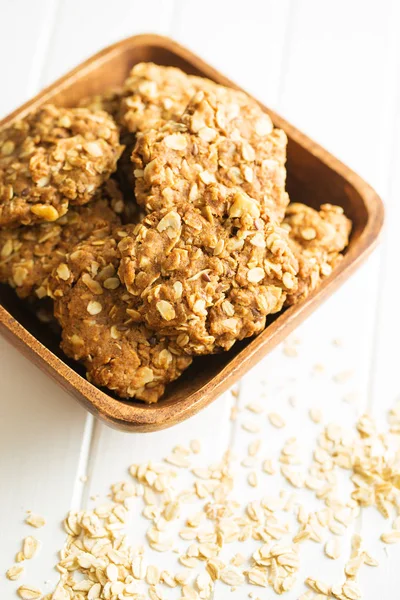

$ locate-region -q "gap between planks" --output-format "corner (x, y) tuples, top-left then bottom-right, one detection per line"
(366, 42), (400, 413)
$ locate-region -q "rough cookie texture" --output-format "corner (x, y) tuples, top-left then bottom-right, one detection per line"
(79, 88), (123, 123)
(283, 203), (351, 305)
(0, 104), (123, 227)
(118, 199), (298, 355)
(79, 90), (138, 208)
(48, 234), (192, 402)
(120, 62), (270, 132)
(120, 63), (202, 134)
(132, 89), (288, 222)
(0, 180), (124, 299)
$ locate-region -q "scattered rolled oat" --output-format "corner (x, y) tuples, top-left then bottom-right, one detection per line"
(242, 421), (261, 434)
(268, 412), (286, 429)
(247, 471), (258, 487)
(309, 408), (323, 424)
(333, 370), (353, 384)
(380, 531), (400, 544)
(6, 564), (24, 580)
(246, 401), (264, 414)
(17, 585), (43, 600)
(324, 538), (341, 560)
(2, 398), (397, 600)
(22, 536), (40, 560)
(190, 439), (202, 454)
(25, 514), (46, 528)
(262, 458), (276, 475)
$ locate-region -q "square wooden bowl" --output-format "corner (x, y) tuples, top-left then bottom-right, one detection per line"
(0, 34), (384, 432)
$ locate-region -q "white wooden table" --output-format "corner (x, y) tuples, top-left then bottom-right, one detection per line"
(1, 1), (400, 598)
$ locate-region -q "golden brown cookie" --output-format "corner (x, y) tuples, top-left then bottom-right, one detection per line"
(283, 202), (351, 305)
(0, 105), (123, 227)
(132, 89), (288, 222)
(118, 198), (298, 355)
(48, 234), (192, 402)
(0, 180), (124, 299)
(120, 62), (201, 134)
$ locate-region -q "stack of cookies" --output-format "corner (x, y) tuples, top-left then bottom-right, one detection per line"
(0, 64), (352, 402)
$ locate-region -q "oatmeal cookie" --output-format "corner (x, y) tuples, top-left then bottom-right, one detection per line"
(0, 104), (123, 227)
(0, 180), (124, 299)
(132, 89), (288, 222)
(120, 62), (202, 134)
(48, 234), (192, 402)
(118, 199), (298, 355)
(283, 202), (351, 305)
(120, 62), (271, 133)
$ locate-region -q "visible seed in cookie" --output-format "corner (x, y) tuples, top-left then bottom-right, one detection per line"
(56, 263), (71, 281)
(250, 233), (266, 248)
(1, 238), (13, 259)
(30, 204), (59, 222)
(104, 277), (120, 290)
(13, 266), (29, 287)
(247, 267), (265, 284)
(87, 300), (102, 315)
(156, 300), (176, 321)
(213, 239), (225, 256)
(198, 127), (217, 142)
(254, 116), (273, 136)
(157, 211), (181, 235)
(301, 227), (317, 241)
(193, 298), (207, 315)
(222, 300), (235, 316)
(229, 192), (260, 219)
(173, 281), (183, 299)
(282, 272), (296, 290)
(242, 142), (255, 162)
(199, 170), (215, 184)
(84, 141), (104, 157)
(1, 139), (16, 155)
(164, 133), (187, 150)
(82, 273), (103, 295)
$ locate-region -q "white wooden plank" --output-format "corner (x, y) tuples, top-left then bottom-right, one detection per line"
(274, 0), (399, 410)
(228, 0), (400, 597)
(278, 0), (398, 192)
(0, 337), (90, 596)
(41, 0), (176, 86)
(0, 0), (93, 594)
(368, 54), (400, 414)
(0, 0), (57, 117)
(84, 392), (233, 503)
(172, 0), (291, 107)
(360, 25), (400, 592)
